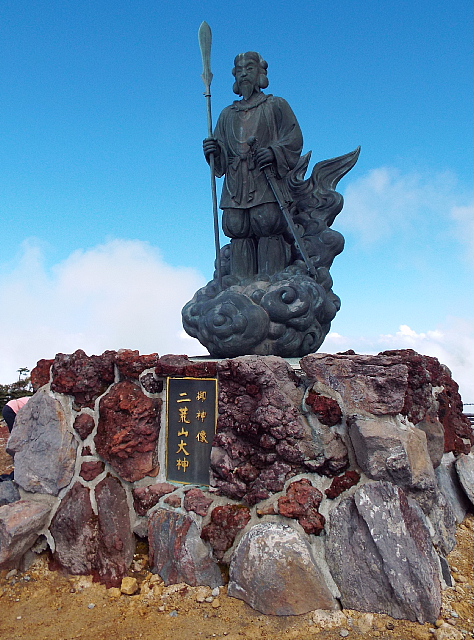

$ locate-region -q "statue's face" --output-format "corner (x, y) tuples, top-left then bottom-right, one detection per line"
(234, 57), (260, 99)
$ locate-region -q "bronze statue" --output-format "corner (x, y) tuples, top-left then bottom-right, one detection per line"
(203, 52), (303, 278)
(182, 32), (360, 359)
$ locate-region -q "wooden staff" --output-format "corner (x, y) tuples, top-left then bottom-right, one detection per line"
(198, 21), (222, 288)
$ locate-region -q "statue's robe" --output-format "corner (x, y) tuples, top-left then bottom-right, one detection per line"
(213, 93), (303, 210)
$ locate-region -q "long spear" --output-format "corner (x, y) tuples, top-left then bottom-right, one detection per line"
(198, 21), (222, 289)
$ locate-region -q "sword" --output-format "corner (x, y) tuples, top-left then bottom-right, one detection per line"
(247, 137), (316, 277)
(198, 21), (222, 288)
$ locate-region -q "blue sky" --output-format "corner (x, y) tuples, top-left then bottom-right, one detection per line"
(0, 1), (472, 400)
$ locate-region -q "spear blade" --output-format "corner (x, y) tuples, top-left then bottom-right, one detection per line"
(199, 21), (213, 89)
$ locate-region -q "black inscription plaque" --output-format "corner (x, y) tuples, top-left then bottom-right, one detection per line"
(166, 377), (217, 486)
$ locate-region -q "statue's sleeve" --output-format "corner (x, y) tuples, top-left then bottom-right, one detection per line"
(267, 98), (303, 180)
(211, 110), (229, 178)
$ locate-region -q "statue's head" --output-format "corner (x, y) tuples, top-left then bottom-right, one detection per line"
(232, 52), (269, 98)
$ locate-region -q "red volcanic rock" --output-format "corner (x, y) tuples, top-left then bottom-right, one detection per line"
(305, 392), (342, 426)
(31, 359), (54, 391)
(184, 360), (218, 378)
(80, 461), (105, 482)
(132, 483), (175, 516)
(140, 373), (163, 394)
(278, 479), (325, 535)
(51, 349), (116, 409)
(164, 493), (182, 508)
(82, 446), (92, 456)
(156, 354), (191, 377)
(326, 470), (361, 499)
(95, 381), (161, 482)
(184, 488), (213, 517)
(115, 350), (160, 381)
(73, 413), (95, 440)
(212, 355), (328, 505)
(201, 504), (251, 560)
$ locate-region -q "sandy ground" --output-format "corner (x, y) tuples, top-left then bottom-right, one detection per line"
(0, 419), (473, 640)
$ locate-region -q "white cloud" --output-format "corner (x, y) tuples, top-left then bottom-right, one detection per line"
(449, 204), (474, 258)
(341, 167), (473, 249)
(324, 318), (474, 404)
(0, 239), (208, 382)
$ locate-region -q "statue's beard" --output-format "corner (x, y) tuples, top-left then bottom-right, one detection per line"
(239, 81), (256, 100)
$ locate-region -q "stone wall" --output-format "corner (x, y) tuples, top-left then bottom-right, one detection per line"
(1, 348), (473, 623)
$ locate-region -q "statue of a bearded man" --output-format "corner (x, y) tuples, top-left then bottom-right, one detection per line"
(203, 51), (303, 279)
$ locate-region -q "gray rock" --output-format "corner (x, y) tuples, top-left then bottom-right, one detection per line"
(7, 391), (77, 496)
(326, 481), (442, 623)
(0, 480), (20, 506)
(51, 477), (135, 588)
(50, 482), (98, 575)
(455, 453), (474, 506)
(95, 476), (135, 588)
(148, 509), (223, 588)
(228, 522), (338, 615)
(435, 454), (471, 523)
(0, 500), (51, 569)
(415, 419), (445, 469)
(426, 487), (457, 557)
(348, 414), (437, 511)
(300, 353), (409, 416)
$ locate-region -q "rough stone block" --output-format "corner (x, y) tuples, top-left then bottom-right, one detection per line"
(95, 476), (135, 587)
(416, 418), (445, 468)
(155, 354), (190, 377)
(278, 479), (325, 535)
(0, 480), (20, 506)
(426, 487), (457, 557)
(201, 504), (251, 560)
(132, 483), (175, 516)
(183, 488), (213, 517)
(325, 470), (360, 499)
(7, 391), (77, 496)
(80, 460), (105, 481)
(73, 413), (95, 440)
(212, 355), (334, 505)
(348, 414), (437, 511)
(305, 391), (342, 425)
(0, 500), (51, 569)
(435, 454), (471, 523)
(95, 381), (161, 482)
(148, 509), (223, 588)
(301, 352), (409, 415)
(455, 453), (474, 506)
(140, 373), (163, 394)
(51, 349), (116, 408)
(31, 358), (54, 391)
(51, 477), (134, 587)
(163, 493), (181, 508)
(50, 482), (98, 575)
(184, 360), (218, 378)
(326, 481), (442, 623)
(115, 350), (160, 380)
(301, 350), (474, 455)
(228, 522), (338, 615)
